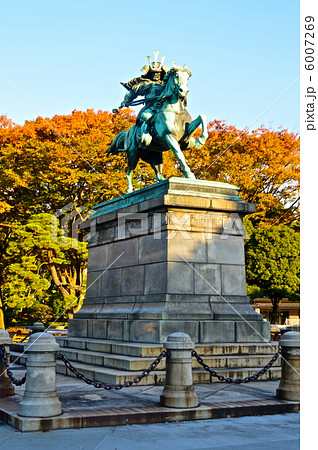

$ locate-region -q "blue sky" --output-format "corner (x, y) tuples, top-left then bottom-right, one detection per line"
(1, 0), (299, 132)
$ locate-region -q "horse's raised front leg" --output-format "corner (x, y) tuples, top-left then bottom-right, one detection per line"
(184, 114), (208, 149)
(165, 134), (195, 179)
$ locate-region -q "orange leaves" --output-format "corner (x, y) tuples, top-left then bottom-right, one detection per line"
(178, 120), (300, 226)
(0, 109), (136, 223)
(0, 115), (15, 129)
(0, 112), (299, 227)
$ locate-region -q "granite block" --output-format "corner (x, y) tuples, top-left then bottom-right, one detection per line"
(87, 245), (108, 271)
(208, 295), (251, 304)
(221, 265), (247, 296)
(194, 263), (221, 295)
(102, 268), (122, 296)
(129, 321), (160, 343)
(108, 239), (139, 268)
(199, 321), (236, 343)
(122, 265), (144, 296)
(207, 235), (245, 265)
(86, 341), (111, 353)
(75, 304), (103, 319)
(68, 319), (88, 338)
(167, 262), (194, 294)
(144, 262), (167, 294)
(210, 303), (261, 320)
(96, 209), (117, 225)
(236, 321), (270, 343)
(159, 320), (199, 343)
(167, 232), (207, 263)
(86, 271), (103, 298)
(107, 320), (125, 340)
(139, 232), (168, 264)
(87, 320), (107, 339)
(97, 225), (116, 245)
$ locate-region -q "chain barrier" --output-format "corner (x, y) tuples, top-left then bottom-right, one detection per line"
(1, 341), (281, 390)
(0, 345), (26, 386)
(56, 350), (169, 390)
(191, 348), (282, 384)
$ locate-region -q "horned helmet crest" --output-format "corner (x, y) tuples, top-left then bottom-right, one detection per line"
(140, 50), (169, 78)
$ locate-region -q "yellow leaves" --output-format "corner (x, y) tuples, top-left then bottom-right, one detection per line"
(170, 120), (300, 226)
(0, 110), (137, 226)
(0, 113), (299, 227)
(0, 201), (12, 214)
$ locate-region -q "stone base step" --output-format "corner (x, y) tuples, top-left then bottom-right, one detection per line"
(56, 360), (281, 385)
(10, 338), (281, 386)
(56, 337), (279, 356)
(39, 346), (281, 371)
(11, 336), (281, 385)
(10, 349), (281, 386)
(11, 338), (279, 359)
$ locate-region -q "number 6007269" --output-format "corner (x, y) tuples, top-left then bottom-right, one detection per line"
(305, 16), (315, 71)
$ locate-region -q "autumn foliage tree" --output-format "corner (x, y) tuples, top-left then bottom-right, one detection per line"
(0, 109), (135, 221)
(183, 120), (300, 226)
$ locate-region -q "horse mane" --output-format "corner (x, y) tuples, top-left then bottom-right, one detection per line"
(156, 65), (192, 104)
(162, 65), (192, 84)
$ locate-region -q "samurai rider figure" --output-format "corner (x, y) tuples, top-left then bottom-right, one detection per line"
(113, 50), (169, 148)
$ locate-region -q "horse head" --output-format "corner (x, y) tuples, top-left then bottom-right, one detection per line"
(161, 64), (192, 102)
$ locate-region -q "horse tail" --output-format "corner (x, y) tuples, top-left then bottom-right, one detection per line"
(107, 131), (127, 155)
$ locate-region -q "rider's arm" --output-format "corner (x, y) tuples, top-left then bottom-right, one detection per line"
(121, 90), (138, 107)
(113, 89), (139, 112)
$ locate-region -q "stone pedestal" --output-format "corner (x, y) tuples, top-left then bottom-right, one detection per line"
(69, 177), (270, 344)
(0, 329), (15, 397)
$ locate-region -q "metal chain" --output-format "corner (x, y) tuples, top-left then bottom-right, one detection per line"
(191, 348), (282, 384)
(56, 350), (169, 390)
(0, 345), (27, 386)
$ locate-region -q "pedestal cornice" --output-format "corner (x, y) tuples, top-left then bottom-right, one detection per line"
(88, 178), (255, 223)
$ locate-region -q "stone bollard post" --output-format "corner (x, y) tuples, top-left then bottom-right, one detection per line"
(18, 332), (62, 417)
(0, 329), (15, 397)
(160, 333), (198, 408)
(276, 331), (300, 401)
(31, 322), (45, 333)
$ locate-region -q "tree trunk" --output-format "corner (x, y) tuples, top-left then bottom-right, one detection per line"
(49, 264), (69, 299)
(0, 306), (5, 330)
(0, 287), (5, 329)
(270, 298), (281, 324)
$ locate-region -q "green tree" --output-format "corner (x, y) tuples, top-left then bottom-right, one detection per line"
(245, 224), (300, 323)
(0, 214), (87, 327)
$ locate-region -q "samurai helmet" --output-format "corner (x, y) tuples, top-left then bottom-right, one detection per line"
(140, 50), (169, 77)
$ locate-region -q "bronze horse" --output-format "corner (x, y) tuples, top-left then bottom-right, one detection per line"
(107, 64), (207, 193)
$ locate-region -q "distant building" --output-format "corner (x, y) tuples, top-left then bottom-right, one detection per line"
(250, 298), (300, 326)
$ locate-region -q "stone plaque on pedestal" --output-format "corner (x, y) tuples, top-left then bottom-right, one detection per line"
(68, 178), (270, 344)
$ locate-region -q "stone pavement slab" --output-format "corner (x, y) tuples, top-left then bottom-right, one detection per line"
(0, 414), (300, 449)
(0, 367), (299, 432)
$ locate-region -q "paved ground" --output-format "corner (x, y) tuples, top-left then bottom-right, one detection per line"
(8, 367), (294, 409)
(0, 366), (300, 446)
(0, 413), (300, 449)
